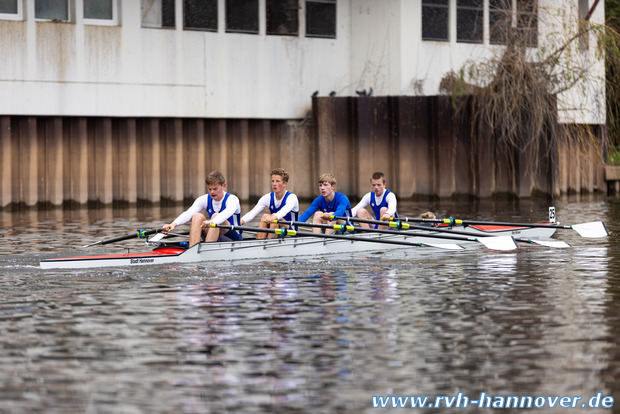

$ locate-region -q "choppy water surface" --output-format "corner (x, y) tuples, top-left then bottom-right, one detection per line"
(1, 198), (619, 413)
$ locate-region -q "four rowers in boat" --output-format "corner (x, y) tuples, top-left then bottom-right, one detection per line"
(163, 169), (403, 243)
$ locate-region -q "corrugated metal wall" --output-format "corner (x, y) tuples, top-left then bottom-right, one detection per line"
(0, 97), (606, 209)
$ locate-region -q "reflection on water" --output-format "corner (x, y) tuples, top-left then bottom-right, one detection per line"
(0, 198), (619, 413)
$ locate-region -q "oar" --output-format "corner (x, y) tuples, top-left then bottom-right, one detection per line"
(336, 217), (571, 248)
(82, 229), (160, 248)
(280, 220), (518, 251)
(402, 216), (606, 238)
(334, 215), (608, 239)
(212, 224), (465, 251)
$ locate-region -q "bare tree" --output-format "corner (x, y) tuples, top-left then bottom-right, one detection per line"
(442, 0), (615, 178)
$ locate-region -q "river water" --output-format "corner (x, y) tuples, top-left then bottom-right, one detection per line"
(0, 197), (619, 413)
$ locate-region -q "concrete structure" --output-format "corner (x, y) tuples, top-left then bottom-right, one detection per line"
(0, 0), (608, 208)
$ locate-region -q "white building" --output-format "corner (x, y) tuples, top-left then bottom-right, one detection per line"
(0, 0), (605, 123)
(0, 0), (607, 207)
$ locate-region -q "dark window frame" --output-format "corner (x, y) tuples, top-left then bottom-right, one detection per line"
(225, 0), (259, 34)
(267, 0), (299, 36)
(34, 0), (70, 21)
(489, 0), (511, 45)
(456, 0), (483, 44)
(421, 0), (449, 42)
(184, 0), (218, 31)
(516, 0), (538, 48)
(0, 0), (19, 16)
(306, 0), (336, 39)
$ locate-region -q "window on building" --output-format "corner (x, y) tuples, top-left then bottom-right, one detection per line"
(0, 0), (17, 14)
(0, 0), (21, 20)
(421, 0), (448, 41)
(142, 0), (176, 29)
(35, 0), (69, 21)
(457, 0), (483, 43)
(184, 0), (217, 31)
(516, 0), (537, 47)
(578, 0), (589, 50)
(84, 0), (118, 25)
(85, 0), (112, 19)
(226, 0), (259, 34)
(489, 0), (511, 44)
(306, 0), (336, 38)
(267, 0), (298, 36)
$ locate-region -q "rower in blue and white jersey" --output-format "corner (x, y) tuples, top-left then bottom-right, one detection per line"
(163, 171), (242, 247)
(351, 172), (397, 229)
(240, 168), (300, 239)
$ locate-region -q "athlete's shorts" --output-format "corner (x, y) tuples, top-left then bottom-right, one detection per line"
(217, 229), (243, 242)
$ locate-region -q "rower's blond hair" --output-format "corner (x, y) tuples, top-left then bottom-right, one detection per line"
(318, 173), (336, 186)
(419, 211), (436, 219)
(271, 167), (289, 183)
(205, 171), (226, 186)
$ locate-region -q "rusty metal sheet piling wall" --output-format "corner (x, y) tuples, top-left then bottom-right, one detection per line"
(0, 97), (605, 209)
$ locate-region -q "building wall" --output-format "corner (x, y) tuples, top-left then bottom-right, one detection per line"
(0, 0), (606, 123)
(0, 0), (352, 119)
(0, 1), (607, 208)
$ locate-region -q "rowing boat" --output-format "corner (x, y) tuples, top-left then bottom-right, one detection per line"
(39, 235), (446, 269)
(39, 222), (561, 270)
(423, 223), (556, 239)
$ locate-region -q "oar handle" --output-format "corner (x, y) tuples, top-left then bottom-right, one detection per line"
(277, 220), (355, 233)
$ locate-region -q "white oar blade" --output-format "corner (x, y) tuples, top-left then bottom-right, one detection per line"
(572, 222), (609, 238)
(149, 233), (166, 242)
(478, 236), (518, 251)
(530, 239), (571, 248)
(423, 243), (465, 250)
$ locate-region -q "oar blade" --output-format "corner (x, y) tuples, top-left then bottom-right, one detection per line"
(422, 243), (465, 250)
(149, 233), (167, 242)
(529, 239), (571, 248)
(478, 236), (518, 251)
(571, 221), (609, 238)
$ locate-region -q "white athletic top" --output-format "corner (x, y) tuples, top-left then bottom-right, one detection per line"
(351, 190), (397, 217)
(173, 192), (242, 226)
(241, 192), (300, 224)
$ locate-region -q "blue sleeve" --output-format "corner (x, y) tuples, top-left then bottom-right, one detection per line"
(333, 193), (352, 218)
(298, 196), (322, 223)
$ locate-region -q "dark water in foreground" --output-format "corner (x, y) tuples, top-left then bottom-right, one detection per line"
(0, 197), (619, 413)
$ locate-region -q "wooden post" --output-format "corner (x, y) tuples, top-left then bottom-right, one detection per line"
(0, 117), (12, 208)
(117, 119), (138, 204)
(45, 117), (64, 206)
(20, 117), (38, 207)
